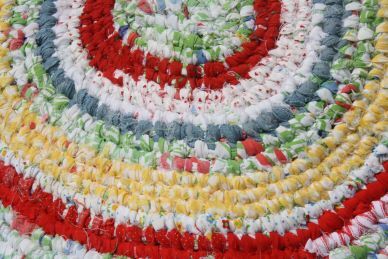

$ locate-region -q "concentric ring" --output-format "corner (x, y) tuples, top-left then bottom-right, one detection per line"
(0, 0), (387, 257)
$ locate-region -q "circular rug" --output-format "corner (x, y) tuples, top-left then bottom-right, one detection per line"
(0, 0), (387, 257)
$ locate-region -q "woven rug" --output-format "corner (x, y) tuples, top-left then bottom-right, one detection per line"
(0, 0), (387, 257)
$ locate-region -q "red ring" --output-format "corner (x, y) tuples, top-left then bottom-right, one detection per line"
(79, 0), (281, 89)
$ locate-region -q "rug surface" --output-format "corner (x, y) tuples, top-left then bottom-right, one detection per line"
(0, 0), (387, 257)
